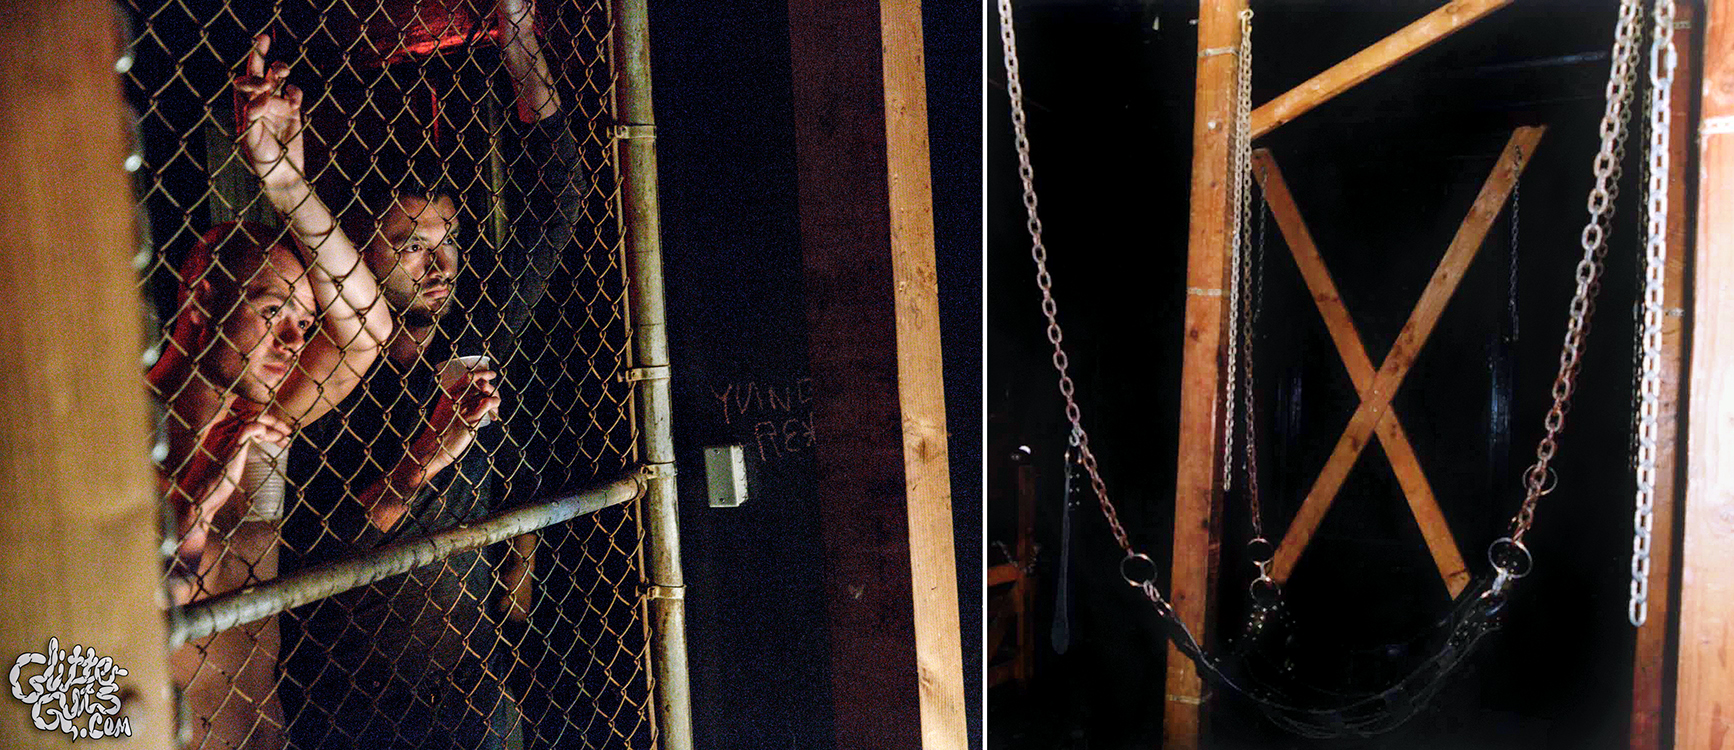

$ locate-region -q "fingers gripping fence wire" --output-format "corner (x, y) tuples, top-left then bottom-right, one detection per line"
(122, 0), (680, 747)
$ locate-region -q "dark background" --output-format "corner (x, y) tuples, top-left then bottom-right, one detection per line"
(989, 1), (1681, 748)
(651, 1), (983, 748)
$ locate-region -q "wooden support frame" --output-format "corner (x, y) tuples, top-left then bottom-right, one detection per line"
(1165, 2), (1247, 747)
(1248, 126), (1544, 593)
(1250, 0), (1515, 139)
(1629, 5), (1696, 749)
(1675, 1), (1734, 744)
(1170, 2), (1522, 746)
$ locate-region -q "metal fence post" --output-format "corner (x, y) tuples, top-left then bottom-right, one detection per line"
(612, 1), (694, 747)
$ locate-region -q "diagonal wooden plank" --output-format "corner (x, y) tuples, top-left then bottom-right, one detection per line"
(1253, 150), (1378, 390)
(1251, 0), (1516, 139)
(1377, 417), (1471, 595)
(1254, 149), (1471, 596)
(1268, 126), (1546, 586)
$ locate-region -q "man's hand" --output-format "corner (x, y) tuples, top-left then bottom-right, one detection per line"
(362, 369), (503, 533)
(235, 34), (306, 192)
(409, 367), (503, 474)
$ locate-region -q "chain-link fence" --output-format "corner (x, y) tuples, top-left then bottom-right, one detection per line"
(123, 0), (659, 747)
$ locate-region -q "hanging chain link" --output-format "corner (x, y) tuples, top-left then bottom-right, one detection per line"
(1243, 180), (1266, 543)
(1221, 8), (1254, 498)
(1504, 0), (1645, 552)
(1629, 0), (1676, 628)
(997, 0), (1138, 566)
(1628, 63), (1653, 475)
(997, 0), (1256, 612)
(1507, 152), (1520, 343)
(1243, 171), (1277, 597)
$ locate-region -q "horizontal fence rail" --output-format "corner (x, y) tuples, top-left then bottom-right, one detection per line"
(170, 472), (645, 649)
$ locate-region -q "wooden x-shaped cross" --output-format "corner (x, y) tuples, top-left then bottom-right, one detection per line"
(1250, 126), (1545, 597)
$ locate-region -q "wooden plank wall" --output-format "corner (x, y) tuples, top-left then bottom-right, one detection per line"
(787, 0), (966, 747)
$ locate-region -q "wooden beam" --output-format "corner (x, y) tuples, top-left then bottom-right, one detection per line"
(881, 3), (966, 743)
(1266, 126), (1544, 585)
(1249, 0), (1515, 139)
(1630, 5), (1696, 749)
(1165, 1), (1246, 747)
(788, 0), (965, 746)
(1377, 419), (1470, 594)
(1252, 150), (1470, 596)
(0, 2), (174, 747)
(1674, 2), (1734, 745)
(1251, 152), (1377, 387)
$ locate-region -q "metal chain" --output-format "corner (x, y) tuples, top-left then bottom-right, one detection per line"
(1505, 0), (1645, 552)
(1243, 185), (1266, 542)
(997, 0), (1137, 564)
(1630, 0), (1675, 628)
(1628, 18), (1655, 475)
(997, 1), (1259, 612)
(1243, 177), (1277, 597)
(1221, 9), (1255, 497)
(1507, 154), (1520, 343)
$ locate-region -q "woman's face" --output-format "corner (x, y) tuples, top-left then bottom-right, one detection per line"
(206, 245), (317, 404)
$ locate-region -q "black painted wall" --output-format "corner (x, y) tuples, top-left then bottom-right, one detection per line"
(650, 2), (981, 748)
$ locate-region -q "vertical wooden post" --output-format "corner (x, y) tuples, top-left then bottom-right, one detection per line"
(1675, 2), (1734, 746)
(0, 2), (173, 747)
(1630, 4), (1695, 749)
(788, 0), (966, 747)
(1166, 1), (1245, 747)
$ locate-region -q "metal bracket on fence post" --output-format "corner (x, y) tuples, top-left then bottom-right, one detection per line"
(613, 124), (657, 141)
(619, 365), (671, 383)
(644, 584), (686, 600)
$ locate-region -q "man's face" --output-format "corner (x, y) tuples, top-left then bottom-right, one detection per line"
(365, 195), (460, 327)
(209, 245), (318, 404)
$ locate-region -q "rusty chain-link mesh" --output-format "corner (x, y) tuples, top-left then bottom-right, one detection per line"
(123, 0), (649, 747)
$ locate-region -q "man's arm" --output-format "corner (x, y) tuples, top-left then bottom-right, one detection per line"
(165, 403), (293, 572)
(498, 532), (537, 622)
(498, 0), (560, 124)
(356, 367), (501, 533)
(236, 34), (394, 426)
(491, 0), (581, 602)
(493, 0), (584, 337)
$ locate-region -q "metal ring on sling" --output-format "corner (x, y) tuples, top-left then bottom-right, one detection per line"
(1249, 576), (1281, 607)
(1488, 537), (1534, 579)
(1121, 552), (1158, 588)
